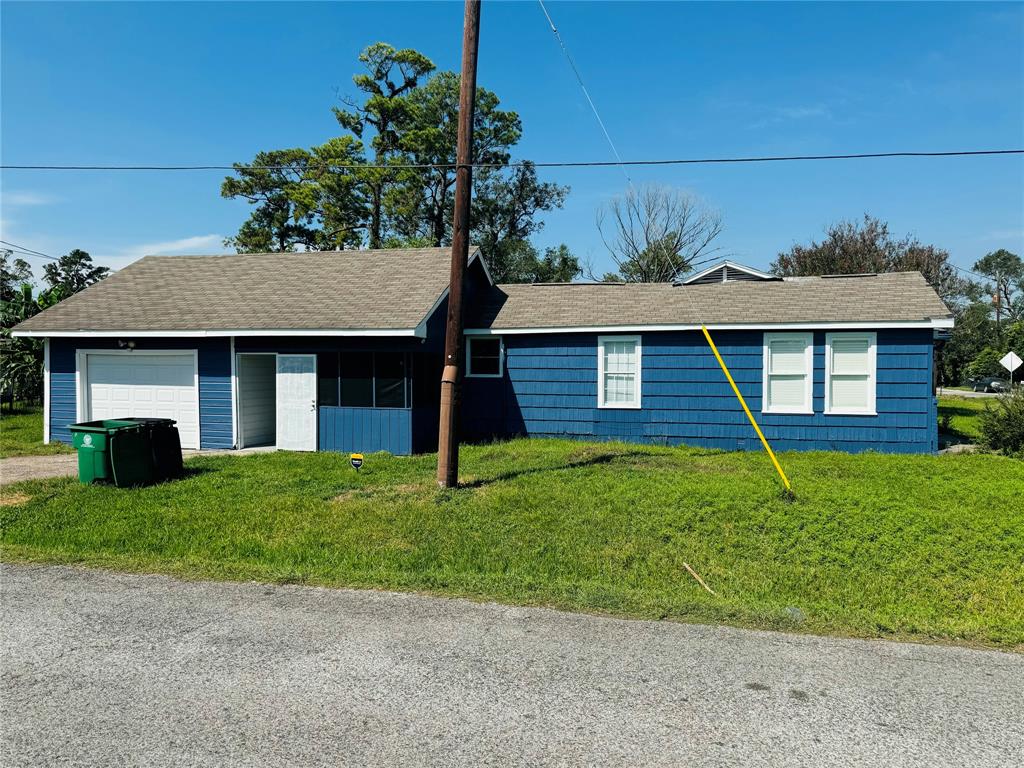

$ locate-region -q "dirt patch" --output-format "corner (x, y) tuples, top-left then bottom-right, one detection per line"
(0, 492), (31, 507)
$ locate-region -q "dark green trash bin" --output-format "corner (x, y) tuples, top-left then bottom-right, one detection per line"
(68, 418), (182, 487)
(130, 418), (184, 482)
(69, 420), (148, 485)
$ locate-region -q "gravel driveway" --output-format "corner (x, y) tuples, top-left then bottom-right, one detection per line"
(0, 454), (78, 485)
(2, 564), (1021, 767)
(0, 447), (271, 486)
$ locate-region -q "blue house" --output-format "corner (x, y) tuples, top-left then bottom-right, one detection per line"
(13, 248), (954, 455)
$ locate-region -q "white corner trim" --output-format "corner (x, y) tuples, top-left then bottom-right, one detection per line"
(42, 339), (51, 444)
(597, 334), (642, 409)
(824, 331), (878, 416)
(465, 335), (504, 378)
(762, 331), (814, 415)
(465, 319), (953, 335)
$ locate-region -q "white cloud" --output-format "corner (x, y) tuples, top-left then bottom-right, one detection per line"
(748, 103), (833, 129)
(980, 229), (1024, 243)
(122, 234), (226, 257)
(2, 191), (60, 207)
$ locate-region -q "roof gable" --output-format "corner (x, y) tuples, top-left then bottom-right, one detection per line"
(15, 247), (484, 336)
(678, 260), (778, 285)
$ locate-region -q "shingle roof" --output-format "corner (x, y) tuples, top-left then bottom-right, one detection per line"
(468, 272), (952, 329)
(15, 247), (473, 333)
(14, 249), (952, 336)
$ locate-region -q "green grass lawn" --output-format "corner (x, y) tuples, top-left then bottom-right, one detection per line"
(2, 439), (1022, 649)
(0, 406), (73, 459)
(938, 395), (988, 442)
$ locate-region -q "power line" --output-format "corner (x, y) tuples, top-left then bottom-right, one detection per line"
(0, 240), (60, 261)
(1, 149), (1019, 173)
(537, 0), (632, 187)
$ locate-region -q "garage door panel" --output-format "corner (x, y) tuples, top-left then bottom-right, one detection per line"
(86, 353), (200, 449)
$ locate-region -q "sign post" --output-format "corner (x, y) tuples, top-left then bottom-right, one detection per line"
(1000, 351), (1022, 388)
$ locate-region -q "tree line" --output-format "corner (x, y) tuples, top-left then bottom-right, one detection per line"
(0, 249), (109, 408)
(767, 215), (1023, 386)
(221, 43), (580, 284)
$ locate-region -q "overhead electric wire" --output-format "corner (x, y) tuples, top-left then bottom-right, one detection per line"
(0, 239), (59, 261)
(2, 148), (1020, 173)
(537, 0), (632, 187)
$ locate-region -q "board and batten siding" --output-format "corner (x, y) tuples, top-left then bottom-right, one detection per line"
(462, 329), (937, 454)
(48, 337), (233, 450)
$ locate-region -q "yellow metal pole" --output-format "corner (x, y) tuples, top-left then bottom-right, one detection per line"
(701, 326), (792, 493)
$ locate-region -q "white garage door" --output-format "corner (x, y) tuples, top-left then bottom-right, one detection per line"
(85, 352), (200, 449)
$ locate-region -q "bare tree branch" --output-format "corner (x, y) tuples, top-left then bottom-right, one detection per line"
(597, 185), (723, 282)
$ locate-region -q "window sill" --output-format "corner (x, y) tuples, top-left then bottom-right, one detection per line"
(824, 409), (877, 416)
(597, 403), (642, 410)
(762, 408), (814, 415)
(466, 373), (503, 379)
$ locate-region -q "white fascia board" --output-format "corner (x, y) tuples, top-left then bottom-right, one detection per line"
(468, 248), (494, 286)
(12, 328), (422, 339)
(465, 318), (955, 335)
(414, 287), (450, 338)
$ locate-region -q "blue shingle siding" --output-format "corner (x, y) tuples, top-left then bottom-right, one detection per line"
(48, 338), (232, 449)
(463, 329), (937, 454)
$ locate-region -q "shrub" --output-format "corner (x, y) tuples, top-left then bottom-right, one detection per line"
(965, 347), (1006, 381)
(978, 389), (1024, 456)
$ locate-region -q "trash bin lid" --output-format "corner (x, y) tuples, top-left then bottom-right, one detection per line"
(68, 419), (143, 434)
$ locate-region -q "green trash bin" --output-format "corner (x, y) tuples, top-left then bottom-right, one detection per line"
(69, 420), (148, 485)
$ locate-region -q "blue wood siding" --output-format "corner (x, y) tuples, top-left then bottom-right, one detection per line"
(463, 329), (938, 454)
(319, 406), (413, 455)
(48, 338), (232, 449)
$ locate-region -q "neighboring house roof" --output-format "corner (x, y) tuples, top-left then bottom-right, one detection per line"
(14, 247), (486, 337)
(466, 272), (953, 333)
(678, 260), (778, 285)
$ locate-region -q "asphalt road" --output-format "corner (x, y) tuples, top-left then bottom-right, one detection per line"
(2, 565), (1021, 767)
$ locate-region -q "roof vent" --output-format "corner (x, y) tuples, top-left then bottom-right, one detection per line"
(821, 273), (877, 279)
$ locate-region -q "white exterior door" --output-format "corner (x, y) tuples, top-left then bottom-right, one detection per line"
(84, 352), (200, 449)
(276, 354), (317, 451)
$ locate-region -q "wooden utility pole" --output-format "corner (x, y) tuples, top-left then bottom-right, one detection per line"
(437, 0), (481, 488)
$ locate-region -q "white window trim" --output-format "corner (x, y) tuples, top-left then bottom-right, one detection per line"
(466, 335), (504, 378)
(597, 334), (642, 409)
(762, 332), (814, 415)
(824, 331), (877, 416)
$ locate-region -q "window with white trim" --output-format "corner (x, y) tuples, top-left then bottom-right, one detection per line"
(762, 332), (813, 414)
(466, 336), (503, 377)
(598, 335), (641, 408)
(825, 332), (876, 414)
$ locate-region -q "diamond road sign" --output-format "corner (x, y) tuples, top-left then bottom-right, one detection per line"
(1000, 351), (1022, 373)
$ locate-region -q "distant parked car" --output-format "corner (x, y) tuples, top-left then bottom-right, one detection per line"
(971, 377), (1009, 393)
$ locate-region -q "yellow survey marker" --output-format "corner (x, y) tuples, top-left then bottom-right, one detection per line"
(701, 325), (792, 493)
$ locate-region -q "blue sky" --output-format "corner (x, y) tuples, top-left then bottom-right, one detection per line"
(2, 1), (1022, 279)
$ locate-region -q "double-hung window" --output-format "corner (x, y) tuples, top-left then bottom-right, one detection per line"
(466, 336), (503, 377)
(598, 335), (641, 409)
(763, 332), (813, 414)
(825, 332), (876, 415)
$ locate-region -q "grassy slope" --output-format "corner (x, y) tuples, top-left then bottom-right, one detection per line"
(2, 439), (1022, 648)
(0, 407), (73, 458)
(938, 395), (987, 442)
